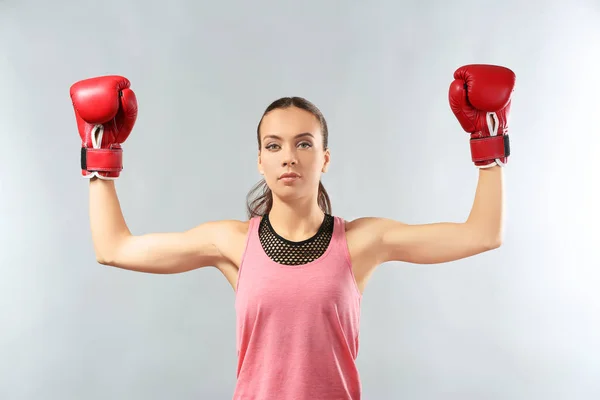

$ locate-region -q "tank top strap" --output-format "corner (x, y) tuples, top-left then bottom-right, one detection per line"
(330, 216), (352, 264)
(236, 216), (261, 292)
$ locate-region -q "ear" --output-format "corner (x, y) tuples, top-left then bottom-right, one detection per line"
(322, 148), (331, 173)
(257, 152), (264, 175)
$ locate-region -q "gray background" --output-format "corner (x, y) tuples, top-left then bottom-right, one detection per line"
(1, 0), (599, 399)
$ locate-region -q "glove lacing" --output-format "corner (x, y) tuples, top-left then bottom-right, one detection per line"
(480, 111), (503, 168)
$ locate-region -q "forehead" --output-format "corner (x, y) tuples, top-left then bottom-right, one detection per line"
(260, 107), (321, 139)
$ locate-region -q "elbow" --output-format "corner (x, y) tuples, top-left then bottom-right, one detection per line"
(95, 253), (115, 266)
(467, 222), (503, 251)
(94, 243), (121, 266)
(483, 234), (503, 250)
(96, 256), (109, 265)
(95, 237), (128, 267)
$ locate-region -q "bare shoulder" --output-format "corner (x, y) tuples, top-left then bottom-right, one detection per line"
(208, 219), (251, 266)
(344, 216), (412, 253)
(344, 216), (395, 236)
(207, 219), (251, 292)
(344, 217), (383, 249)
(342, 217), (396, 294)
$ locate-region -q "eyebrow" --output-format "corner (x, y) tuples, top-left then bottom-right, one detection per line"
(263, 132), (315, 141)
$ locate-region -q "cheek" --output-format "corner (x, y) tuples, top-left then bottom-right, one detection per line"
(260, 156), (279, 175)
(265, 156), (279, 168)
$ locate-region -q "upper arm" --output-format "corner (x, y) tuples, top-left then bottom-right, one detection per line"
(106, 219), (242, 274)
(351, 217), (498, 266)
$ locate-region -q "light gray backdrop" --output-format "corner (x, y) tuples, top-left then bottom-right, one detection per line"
(1, 0), (599, 399)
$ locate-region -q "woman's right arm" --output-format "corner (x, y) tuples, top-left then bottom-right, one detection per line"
(90, 178), (230, 274)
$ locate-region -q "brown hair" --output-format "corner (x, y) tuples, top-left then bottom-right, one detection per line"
(245, 97), (332, 219)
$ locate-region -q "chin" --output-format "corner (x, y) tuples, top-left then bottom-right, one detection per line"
(272, 186), (305, 199)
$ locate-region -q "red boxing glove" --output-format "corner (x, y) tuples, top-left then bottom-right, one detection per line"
(449, 64), (515, 168)
(70, 76), (138, 179)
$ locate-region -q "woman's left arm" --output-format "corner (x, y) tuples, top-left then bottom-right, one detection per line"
(363, 165), (504, 265)
(357, 64), (515, 266)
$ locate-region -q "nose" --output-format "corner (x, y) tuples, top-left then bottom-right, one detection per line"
(281, 149), (297, 167)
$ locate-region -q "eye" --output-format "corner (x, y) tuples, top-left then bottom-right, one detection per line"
(265, 143), (280, 150)
(298, 141), (312, 149)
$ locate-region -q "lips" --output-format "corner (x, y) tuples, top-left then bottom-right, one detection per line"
(279, 172), (300, 179)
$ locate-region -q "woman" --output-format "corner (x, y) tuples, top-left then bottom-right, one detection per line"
(70, 63), (515, 399)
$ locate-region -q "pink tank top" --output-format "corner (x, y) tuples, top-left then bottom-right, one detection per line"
(233, 215), (363, 399)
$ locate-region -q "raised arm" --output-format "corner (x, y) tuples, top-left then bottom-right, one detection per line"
(71, 75), (236, 274)
(350, 64), (515, 269)
(90, 178), (233, 273)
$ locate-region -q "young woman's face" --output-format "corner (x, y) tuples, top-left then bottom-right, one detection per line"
(258, 106), (330, 201)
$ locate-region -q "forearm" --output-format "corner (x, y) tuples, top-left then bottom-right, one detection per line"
(89, 178), (132, 261)
(466, 165), (504, 244)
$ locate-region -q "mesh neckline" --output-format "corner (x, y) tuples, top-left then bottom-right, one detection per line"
(258, 213), (335, 266)
(263, 213), (330, 245)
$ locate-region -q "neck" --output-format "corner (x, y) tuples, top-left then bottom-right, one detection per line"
(268, 196), (325, 242)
